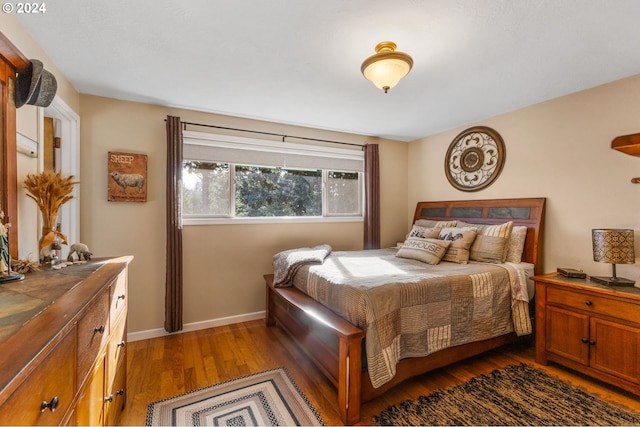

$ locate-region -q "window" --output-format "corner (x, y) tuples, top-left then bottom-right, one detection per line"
(181, 132), (364, 224)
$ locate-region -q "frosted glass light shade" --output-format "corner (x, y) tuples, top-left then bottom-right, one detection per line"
(361, 41), (413, 93)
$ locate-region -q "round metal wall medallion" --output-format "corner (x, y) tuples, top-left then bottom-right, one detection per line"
(444, 126), (506, 192)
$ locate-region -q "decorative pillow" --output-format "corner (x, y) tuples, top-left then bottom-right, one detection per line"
(505, 225), (528, 263)
(396, 237), (451, 265)
(407, 225), (441, 239)
(438, 227), (478, 264)
(415, 219), (457, 228)
(464, 221), (514, 263)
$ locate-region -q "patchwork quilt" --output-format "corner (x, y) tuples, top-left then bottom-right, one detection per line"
(289, 248), (532, 388)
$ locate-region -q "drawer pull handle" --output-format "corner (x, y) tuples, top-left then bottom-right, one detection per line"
(117, 340), (126, 348)
(116, 388), (125, 396)
(104, 394), (114, 403)
(94, 325), (105, 334)
(585, 300), (593, 306)
(40, 396), (59, 413)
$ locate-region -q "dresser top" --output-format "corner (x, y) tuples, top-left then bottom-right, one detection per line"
(0, 257), (131, 345)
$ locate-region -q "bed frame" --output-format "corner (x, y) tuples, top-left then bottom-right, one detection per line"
(265, 197), (546, 425)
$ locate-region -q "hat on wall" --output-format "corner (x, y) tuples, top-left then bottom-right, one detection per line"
(15, 59), (57, 108)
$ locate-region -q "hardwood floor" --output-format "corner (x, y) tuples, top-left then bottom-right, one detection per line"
(119, 319), (640, 426)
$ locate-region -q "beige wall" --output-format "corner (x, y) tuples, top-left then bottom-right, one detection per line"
(408, 74), (640, 283)
(79, 95), (408, 334)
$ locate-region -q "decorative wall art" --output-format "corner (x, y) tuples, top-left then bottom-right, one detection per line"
(107, 152), (147, 202)
(444, 126), (506, 192)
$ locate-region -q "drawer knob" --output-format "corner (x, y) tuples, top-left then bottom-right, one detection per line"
(581, 338), (589, 344)
(589, 340), (596, 346)
(40, 396), (59, 413)
(117, 294), (126, 301)
(104, 394), (114, 403)
(585, 300), (593, 306)
(117, 340), (126, 348)
(94, 325), (105, 334)
(116, 388), (125, 396)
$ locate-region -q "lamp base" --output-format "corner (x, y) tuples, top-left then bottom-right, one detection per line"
(0, 272), (25, 283)
(590, 275), (636, 287)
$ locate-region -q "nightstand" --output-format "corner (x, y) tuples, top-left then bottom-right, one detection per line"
(533, 273), (640, 396)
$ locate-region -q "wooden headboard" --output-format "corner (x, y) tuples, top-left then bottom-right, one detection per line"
(413, 198), (546, 274)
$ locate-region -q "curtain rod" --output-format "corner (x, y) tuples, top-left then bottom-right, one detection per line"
(180, 121), (366, 149)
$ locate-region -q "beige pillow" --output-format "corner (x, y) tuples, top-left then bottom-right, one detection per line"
(396, 237), (451, 265)
(415, 219), (457, 228)
(505, 225), (528, 263)
(439, 227), (478, 264)
(465, 221), (514, 263)
(407, 225), (441, 239)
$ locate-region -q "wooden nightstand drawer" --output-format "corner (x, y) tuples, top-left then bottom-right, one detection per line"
(547, 286), (640, 324)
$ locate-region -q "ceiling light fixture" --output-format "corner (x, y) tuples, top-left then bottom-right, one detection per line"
(361, 41), (413, 93)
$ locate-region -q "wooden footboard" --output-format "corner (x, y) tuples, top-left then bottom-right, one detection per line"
(265, 274), (364, 425)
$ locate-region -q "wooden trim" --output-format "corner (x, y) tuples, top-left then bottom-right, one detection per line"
(266, 197), (546, 424)
(0, 32), (29, 72)
(0, 31), (28, 258)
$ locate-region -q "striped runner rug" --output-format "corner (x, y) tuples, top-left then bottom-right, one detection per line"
(146, 367), (324, 426)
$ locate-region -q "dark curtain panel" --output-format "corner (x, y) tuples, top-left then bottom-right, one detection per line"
(363, 144), (380, 249)
(165, 115), (184, 333)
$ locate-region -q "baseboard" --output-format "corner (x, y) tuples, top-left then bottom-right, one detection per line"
(127, 310), (266, 342)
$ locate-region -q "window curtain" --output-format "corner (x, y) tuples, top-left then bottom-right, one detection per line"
(165, 115), (183, 333)
(363, 144), (380, 249)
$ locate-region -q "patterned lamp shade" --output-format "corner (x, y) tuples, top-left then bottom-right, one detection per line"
(591, 229), (636, 286)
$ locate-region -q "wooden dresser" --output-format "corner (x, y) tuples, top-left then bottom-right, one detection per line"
(534, 273), (640, 396)
(0, 256), (133, 426)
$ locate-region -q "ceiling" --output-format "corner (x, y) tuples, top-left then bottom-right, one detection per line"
(16, 0), (640, 142)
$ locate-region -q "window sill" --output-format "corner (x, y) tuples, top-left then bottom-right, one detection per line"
(182, 216), (364, 226)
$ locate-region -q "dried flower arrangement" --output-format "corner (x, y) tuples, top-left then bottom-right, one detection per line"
(23, 171), (78, 249)
(12, 256), (40, 274)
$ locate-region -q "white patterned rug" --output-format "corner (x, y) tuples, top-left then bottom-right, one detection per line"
(146, 367), (325, 426)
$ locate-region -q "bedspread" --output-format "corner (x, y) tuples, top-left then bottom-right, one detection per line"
(292, 248), (532, 388)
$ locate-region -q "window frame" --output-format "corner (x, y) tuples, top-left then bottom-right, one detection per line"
(181, 131), (364, 225)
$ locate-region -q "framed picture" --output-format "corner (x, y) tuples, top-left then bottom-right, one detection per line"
(108, 152), (147, 202)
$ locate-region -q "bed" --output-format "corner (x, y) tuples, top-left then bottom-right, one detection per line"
(265, 197), (546, 425)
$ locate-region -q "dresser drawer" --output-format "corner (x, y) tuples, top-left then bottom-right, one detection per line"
(106, 317), (127, 386)
(77, 288), (110, 385)
(0, 329), (75, 426)
(547, 286), (640, 324)
(109, 270), (127, 328)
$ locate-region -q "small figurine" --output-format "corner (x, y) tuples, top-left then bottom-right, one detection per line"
(0, 209), (11, 274)
(67, 243), (93, 262)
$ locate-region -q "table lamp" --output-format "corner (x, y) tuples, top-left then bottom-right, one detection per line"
(591, 229), (636, 286)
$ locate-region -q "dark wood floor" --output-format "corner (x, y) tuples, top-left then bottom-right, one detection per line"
(119, 319), (640, 425)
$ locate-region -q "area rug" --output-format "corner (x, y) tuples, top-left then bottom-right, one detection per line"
(374, 363), (640, 426)
(146, 367), (324, 426)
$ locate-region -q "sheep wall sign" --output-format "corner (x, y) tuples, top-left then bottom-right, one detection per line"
(108, 151), (148, 202)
